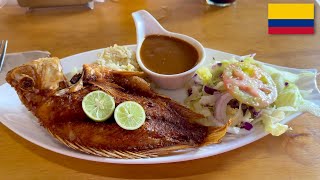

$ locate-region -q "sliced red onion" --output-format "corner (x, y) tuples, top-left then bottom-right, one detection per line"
(203, 86), (217, 95)
(215, 93), (234, 123)
(241, 122), (253, 131)
(211, 62), (222, 69)
(192, 74), (202, 85)
(250, 53), (256, 58)
(213, 92), (223, 100)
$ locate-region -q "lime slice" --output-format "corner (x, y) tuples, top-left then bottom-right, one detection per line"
(114, 101), (146, 130)
(82, 90), (115, 122)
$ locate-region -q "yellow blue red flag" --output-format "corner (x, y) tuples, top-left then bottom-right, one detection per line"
(268, 3), (314, 34)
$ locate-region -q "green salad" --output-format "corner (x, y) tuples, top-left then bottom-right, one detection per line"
(185, 55), (320, 136)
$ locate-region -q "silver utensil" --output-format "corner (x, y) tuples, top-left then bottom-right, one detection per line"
(0, 40), (8, 72)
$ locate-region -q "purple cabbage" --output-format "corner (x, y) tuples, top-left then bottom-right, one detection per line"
(187, 88), (192, 96)
(248, 106), (261, 118)
(241, 122), (253, 131)
(285, 82), (289, 87)
(227, 100), (261, 118)
(203, 86), (217, 95)
(228, 99), (239, 108)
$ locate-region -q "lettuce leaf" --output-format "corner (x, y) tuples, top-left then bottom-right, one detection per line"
(261, 65), (300, 83)
(196, 67), (212, 84)
(258, 107), (289, 136)
(275, 84), (303, 108)
(263, 118), (289, 136)
(275, 83), (320, 117)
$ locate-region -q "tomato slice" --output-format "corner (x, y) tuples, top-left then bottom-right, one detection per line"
(222, 62), (277, 108)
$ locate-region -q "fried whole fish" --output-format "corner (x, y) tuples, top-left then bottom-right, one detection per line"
(6, 57), (209, 156)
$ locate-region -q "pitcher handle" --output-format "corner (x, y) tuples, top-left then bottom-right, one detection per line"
(132, 10), (167, 44)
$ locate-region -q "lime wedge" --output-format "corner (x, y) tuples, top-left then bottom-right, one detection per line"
(114, 101), (146, 130)
(82, 90), (115, 122)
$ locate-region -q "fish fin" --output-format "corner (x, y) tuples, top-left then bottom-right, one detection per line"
(111, 70), (145, 77)
(82, 63), (144, 82)
(203, 120), (231, 145)
(143, 145), (196, 157)
(47, 128), (195, 159)
(89, 80), (124, 97)
(112, 75), (155, 97)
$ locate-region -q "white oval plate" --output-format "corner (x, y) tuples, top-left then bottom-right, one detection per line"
(0, 45), (319, 164)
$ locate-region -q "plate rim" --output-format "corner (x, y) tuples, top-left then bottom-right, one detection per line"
(0, 45), (315, 164)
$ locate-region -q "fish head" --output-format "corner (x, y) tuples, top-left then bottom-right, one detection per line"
(6, 57), (67, 94)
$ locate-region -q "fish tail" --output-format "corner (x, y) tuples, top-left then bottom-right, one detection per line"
(203, 121), (231, 145)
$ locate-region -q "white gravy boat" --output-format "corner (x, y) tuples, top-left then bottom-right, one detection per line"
(132, 10), (206, 89)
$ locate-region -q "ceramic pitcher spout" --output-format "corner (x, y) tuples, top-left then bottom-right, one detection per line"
(131, 10), (206, 89)
(132, 10), (167, 44)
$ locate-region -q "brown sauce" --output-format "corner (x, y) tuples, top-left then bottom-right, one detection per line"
(140, 35), (199, 75)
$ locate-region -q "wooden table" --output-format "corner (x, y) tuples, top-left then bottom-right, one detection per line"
(1, 0), (319, 179)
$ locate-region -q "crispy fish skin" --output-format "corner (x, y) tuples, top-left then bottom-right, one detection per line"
(6, 58), (208, 151)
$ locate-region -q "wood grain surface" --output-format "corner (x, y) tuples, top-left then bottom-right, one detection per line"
(0, 0), (319, 179)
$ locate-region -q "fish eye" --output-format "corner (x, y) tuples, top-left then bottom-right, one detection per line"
(20, 76), (35, 91)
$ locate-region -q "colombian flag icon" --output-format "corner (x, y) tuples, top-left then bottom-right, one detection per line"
(268, 3), (314, 34)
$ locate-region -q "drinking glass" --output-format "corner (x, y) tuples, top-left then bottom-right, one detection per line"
(206, 0), (236, 7)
